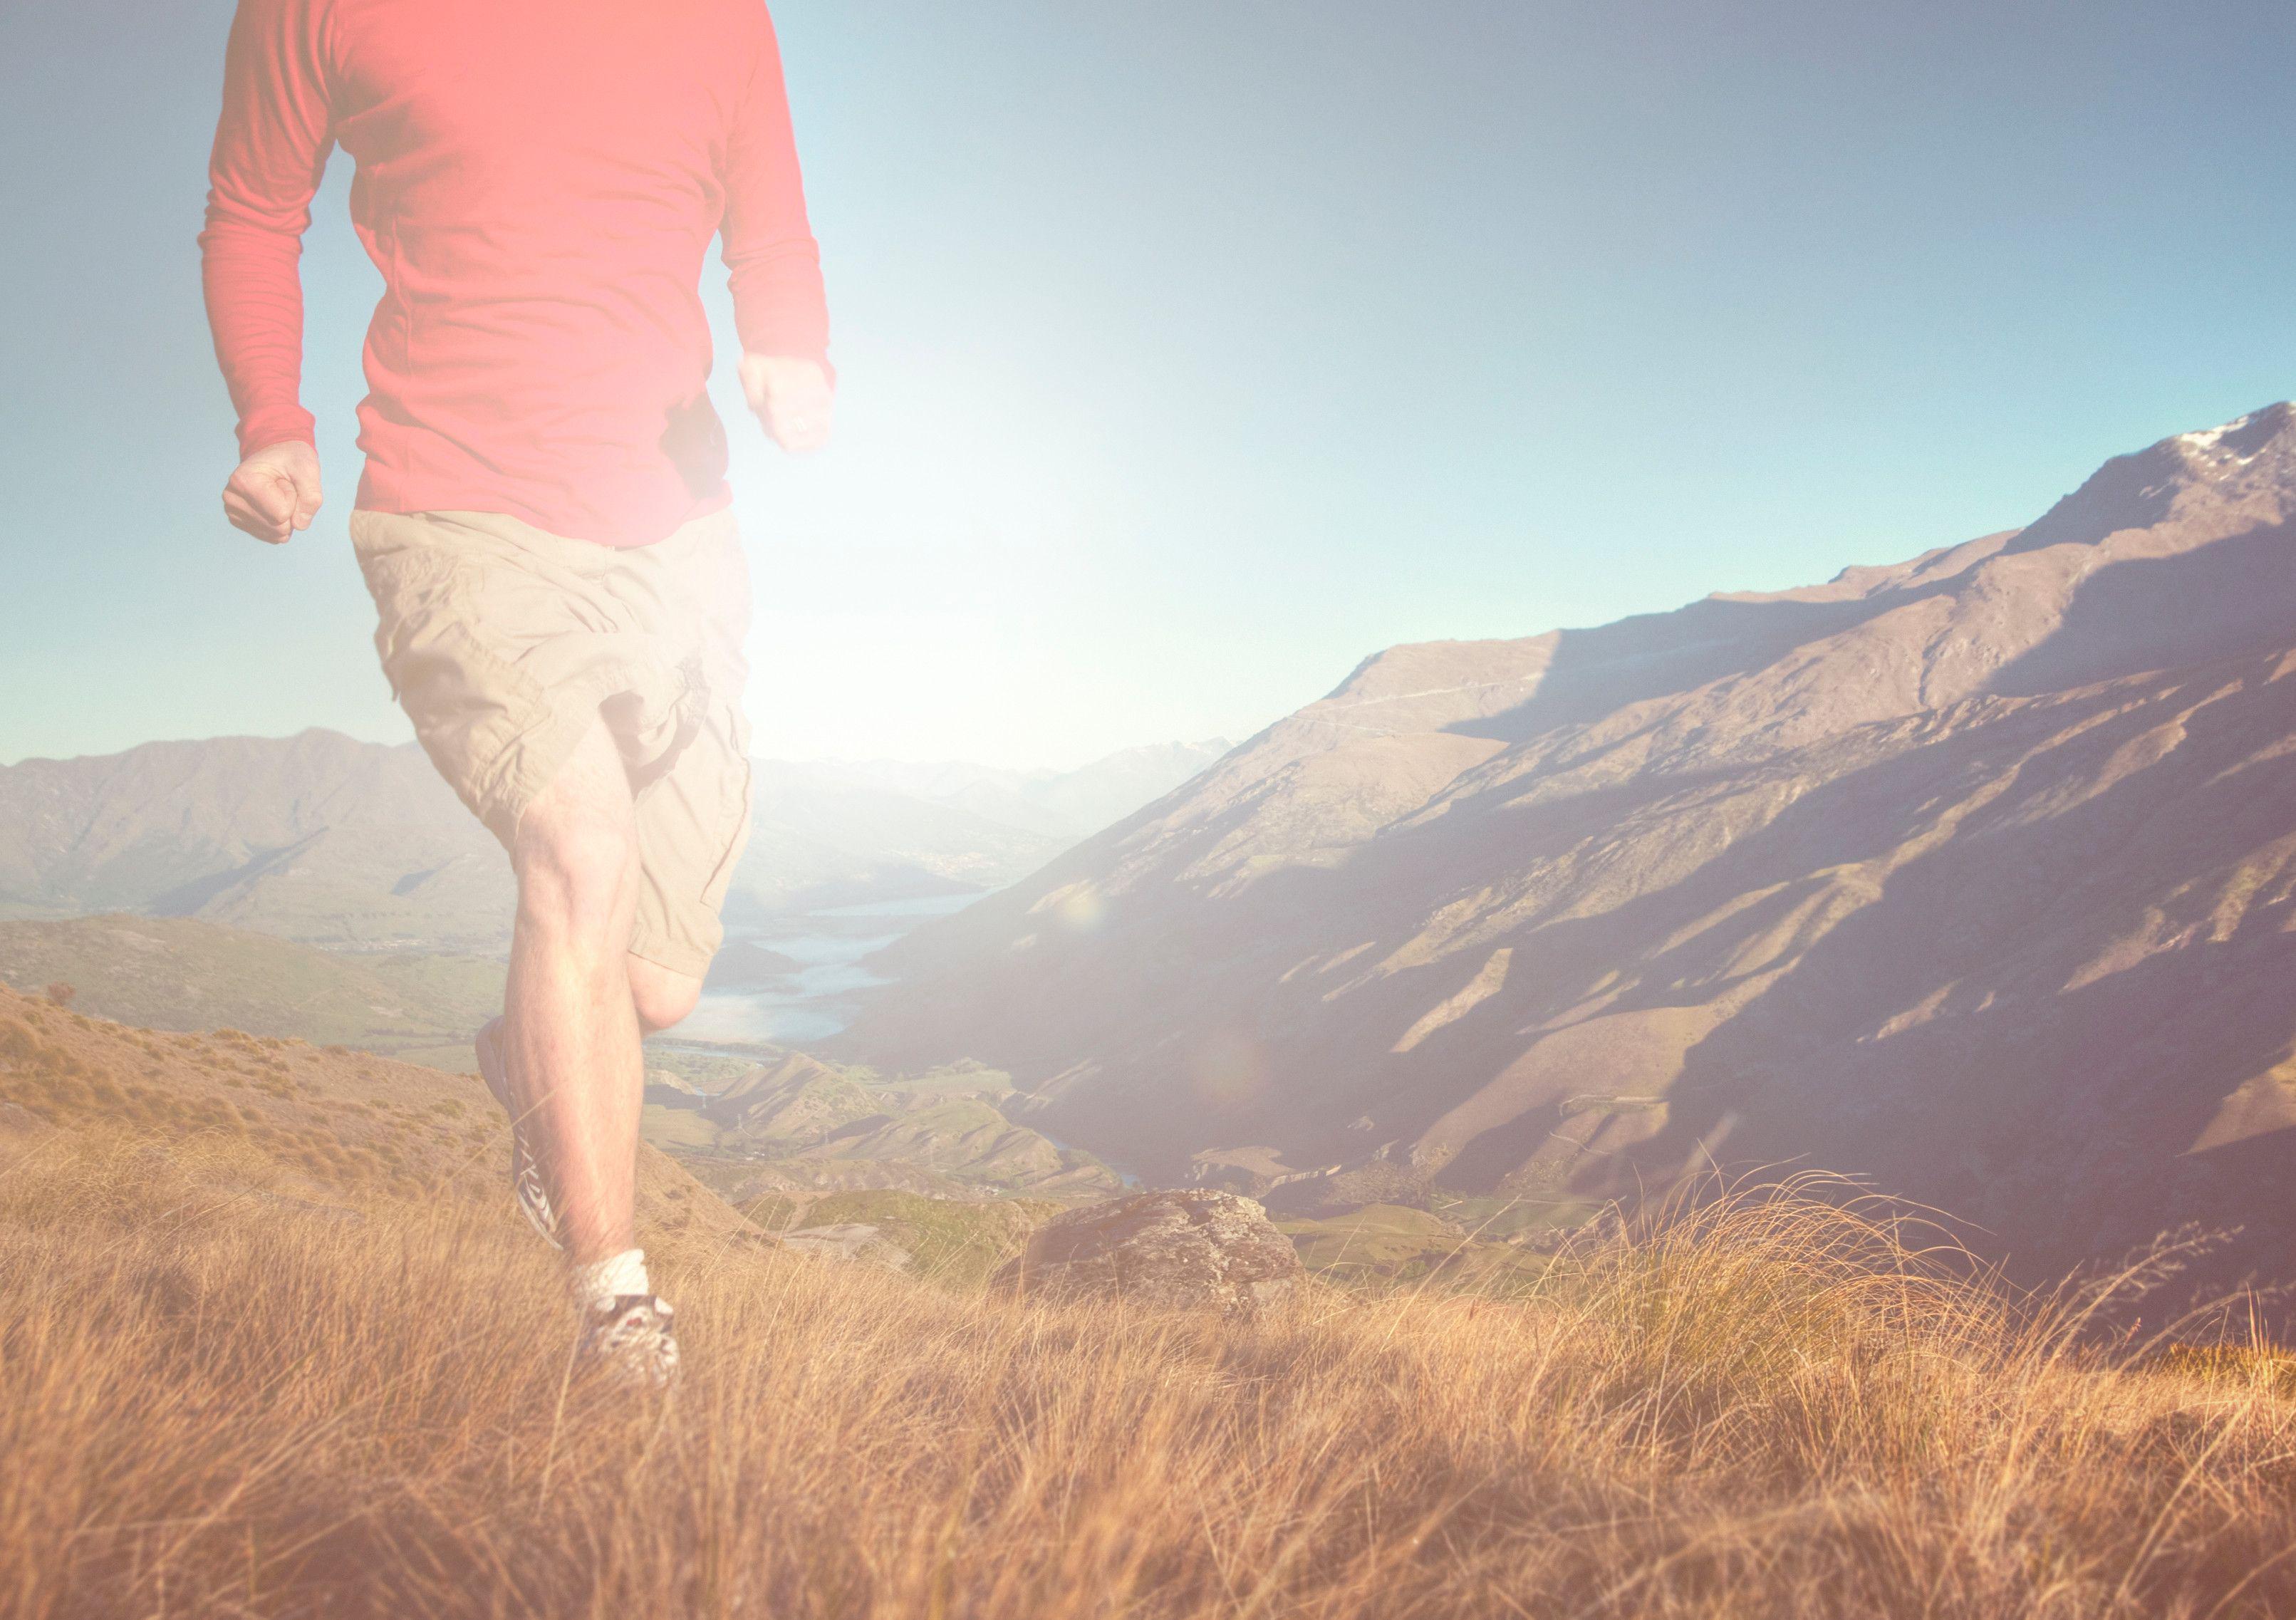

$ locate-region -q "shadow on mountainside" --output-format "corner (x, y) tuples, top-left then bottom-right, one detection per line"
(1536, 658), (2296, 1297)
(146, 834), (321, 918)
(843, 427), (2296, 1302)
(1987, 519), (2296, 697)
(1995, 407), (2294, 559)
(1443, 415), (2296, 749)
(1440, 588), (1951, 744)
(910, 648), (2296, 1311)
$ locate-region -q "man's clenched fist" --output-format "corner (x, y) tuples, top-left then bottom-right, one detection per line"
(739, 353), (833, 454)
(222, 440), (324, 544)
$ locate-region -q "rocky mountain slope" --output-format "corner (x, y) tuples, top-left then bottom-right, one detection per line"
(0, 734), (1227, 951)
(846, 405), (2296, 1289)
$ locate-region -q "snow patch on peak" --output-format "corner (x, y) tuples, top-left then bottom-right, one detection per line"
(2177, 416), (2252, 453)
(2169, 402), (2296, 467)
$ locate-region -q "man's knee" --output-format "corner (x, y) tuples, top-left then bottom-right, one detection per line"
(514, 804), (637, 943)
(628, 958), (702, 1033)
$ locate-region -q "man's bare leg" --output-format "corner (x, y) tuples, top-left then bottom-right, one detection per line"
(499, 718), (708, 1264)
(503, 718), (648, 1264)
(628, 955), (703, 1039)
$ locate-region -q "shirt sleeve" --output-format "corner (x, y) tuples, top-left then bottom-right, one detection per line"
(720, 2), (832, 378)
(199, 0), (336, 457)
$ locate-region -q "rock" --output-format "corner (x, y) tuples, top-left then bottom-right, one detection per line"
(992, 1190), (1304, 1315)
(779, 1222), (913, 1270)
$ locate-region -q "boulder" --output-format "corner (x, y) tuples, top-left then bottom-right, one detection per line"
(992, 1190), (1304, 1315)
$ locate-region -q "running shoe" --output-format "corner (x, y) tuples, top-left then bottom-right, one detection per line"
(475, 1017), (563, 1250)
(576, 1294), (680, 1388)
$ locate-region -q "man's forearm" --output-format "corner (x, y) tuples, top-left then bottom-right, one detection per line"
(203, 0), (333, 457)
(720, 2), (831, 382)
(200, 215), (316, 457)
(727, 239), (832, 383)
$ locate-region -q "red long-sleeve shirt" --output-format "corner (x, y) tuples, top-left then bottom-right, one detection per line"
(201, 0), (830, 547)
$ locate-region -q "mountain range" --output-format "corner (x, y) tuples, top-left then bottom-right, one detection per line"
(0, 913), (504, 1069)
(0, 733), (1228, 953)
(845, 404), (2296, 1292)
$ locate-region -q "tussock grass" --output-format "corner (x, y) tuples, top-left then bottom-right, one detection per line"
(1, 1138), (2291, 1618)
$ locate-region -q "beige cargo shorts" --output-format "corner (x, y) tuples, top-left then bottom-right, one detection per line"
(348, 506), (754, 979)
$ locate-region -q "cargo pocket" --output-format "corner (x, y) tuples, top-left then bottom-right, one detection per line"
(618, 649), (709, 796)
(695, 725), (754, 917)
(687, 524), (755, 911)
(354, 545), (550, 843)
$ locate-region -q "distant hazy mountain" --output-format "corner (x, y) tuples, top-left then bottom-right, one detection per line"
(0, 731), (511, 950)
(787, 743), (1234, 841)
(847, 405), (2296, 1292)
(0, 733), (1231, 951)
(734, 742), (1229, 918)
(0, 914), (504, 1069)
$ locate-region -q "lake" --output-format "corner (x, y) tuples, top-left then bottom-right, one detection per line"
(676, 891), (979, 1046)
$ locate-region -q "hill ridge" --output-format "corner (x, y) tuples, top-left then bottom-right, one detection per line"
(0, 730), (1231, 949)
(843, 405), (2296, 1296)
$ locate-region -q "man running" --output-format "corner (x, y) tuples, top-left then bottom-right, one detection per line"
(201, 0), (833, 1383)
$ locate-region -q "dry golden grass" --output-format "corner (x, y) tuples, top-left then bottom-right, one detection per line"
(1, 1121), (2291, 1620)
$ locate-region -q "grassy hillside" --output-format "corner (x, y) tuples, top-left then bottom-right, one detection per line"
(4, 987), (2295, 1616)
(749, 1187), (1061, 1288)
(0, 980), (734, 1235)
(1276, 1202), (1549, 1292)
(645, 1049), (1123, 1200)
(0, 918), (1117, 1201)
(0, 914), (504, 1069)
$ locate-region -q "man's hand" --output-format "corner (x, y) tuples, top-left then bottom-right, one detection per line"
(739, 353), (833, 454)
(222, 440), (324, 544)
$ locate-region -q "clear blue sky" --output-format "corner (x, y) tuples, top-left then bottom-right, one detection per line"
(3, 0), (2292, 769)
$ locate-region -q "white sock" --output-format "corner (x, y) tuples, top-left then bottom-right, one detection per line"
(571, 1247), (650, 1311)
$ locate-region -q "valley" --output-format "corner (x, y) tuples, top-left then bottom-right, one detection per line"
(16, 408), (2296, 1305)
